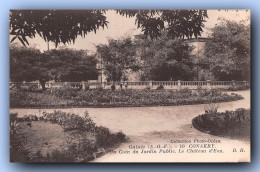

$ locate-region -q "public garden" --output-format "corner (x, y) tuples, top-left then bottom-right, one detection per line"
(9, 10), (250, 162)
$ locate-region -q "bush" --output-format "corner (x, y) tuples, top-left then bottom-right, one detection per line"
(179, 87), (192, 96)
(156, 85), (164, 90)
(197, 89), (210, 97)
(43, 111), (96, 131)
(95, 126), (126, 148)
(145, 86), (151, 90)
(192, 108), (250, 136)
(43, 110), (126, 147)
(97, 86), (103, 91)
(227, 85), (250, 91)
(27, 84), (39, 92)
(111, 84), (116, 91)
(50, 86), (78, 99)
(210, 88), (222, 96)
(43, 139), (98, 162)
(116, 131), (127, 142)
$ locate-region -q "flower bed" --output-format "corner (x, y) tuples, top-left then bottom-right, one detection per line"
(10, 88), (244, 108)
(192, 108), (250, 140)
(226, 85), (250, 91)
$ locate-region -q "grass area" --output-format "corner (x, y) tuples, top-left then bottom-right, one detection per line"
(10, 87), (244, 108)
(192, 108), (250, 141)
(10, 111), (126, 162)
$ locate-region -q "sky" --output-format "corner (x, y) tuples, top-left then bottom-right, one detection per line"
(10, 10), (250, 54)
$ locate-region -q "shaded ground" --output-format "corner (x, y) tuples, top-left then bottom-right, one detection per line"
(10, 90), (250, 162)
(11, 121), (78, 159)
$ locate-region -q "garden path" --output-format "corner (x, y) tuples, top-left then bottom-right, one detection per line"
(10, 90), (250, 162)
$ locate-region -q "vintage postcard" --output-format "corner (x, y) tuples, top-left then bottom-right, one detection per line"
(9, 9), (250, 163)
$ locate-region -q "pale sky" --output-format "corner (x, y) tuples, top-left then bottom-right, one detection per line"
(10, 10), (250, 54)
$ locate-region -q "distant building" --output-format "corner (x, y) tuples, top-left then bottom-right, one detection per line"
(186, 38), (215, 81)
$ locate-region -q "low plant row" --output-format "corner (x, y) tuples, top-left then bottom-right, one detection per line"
(10, 87), (244, 108)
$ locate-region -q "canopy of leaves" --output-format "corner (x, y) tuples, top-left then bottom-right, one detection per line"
(96, 37), (138, 81)
(10, 44), (48, 82)
(10, 44), (98, 83)
(204, 20), (250, 81)
(117, 10), (208, 39)
(136, 33), (196, 81)
(44, 48), (98, 82)
(10, 10), (108, 47)
(10, 10), (207, 47)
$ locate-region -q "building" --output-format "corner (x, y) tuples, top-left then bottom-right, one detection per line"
(186, 38), (215, 81)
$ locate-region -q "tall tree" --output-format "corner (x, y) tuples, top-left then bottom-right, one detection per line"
(136, 33), (196, 81)
(204, 20), (250, 81)
(10, 44), (49, 89)
(117, 10), (208, 39)
(10, 10), (108, 47)
(10, 45), (98, 90)
(44, 48), (98, 82)
(10, 10), (208, 47)
(96, 37), (138, 82)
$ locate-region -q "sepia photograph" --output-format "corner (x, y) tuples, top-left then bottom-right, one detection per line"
(9, 9), (250, 163)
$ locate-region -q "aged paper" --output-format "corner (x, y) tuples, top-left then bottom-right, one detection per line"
(10, 9), (250, 163)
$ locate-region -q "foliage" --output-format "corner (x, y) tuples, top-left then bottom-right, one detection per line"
(10, 113), (31, 162)
(156, 85), (164, 90)
(117, 10), (208, 39)
(41, 141), (98, 162)
(42, 110), (126, 147)
(10, 10), (108, 47)
(10, 45), (98, 90)
(192, 108), (250, 139)
(145, 86), (151, 90)
(95, 126), (126, 148)
(10, 111), (126, 162)
(44, 48), (98, 82)
(111, 84), (116, 91)
(10, 44), (45, 82)
(204, 102), (220, 115)
(10, 10), (207, 46)
(48, 86), (78, 99)
(44, 111), (96, 131)
(136, 33), (196, 81)
(227, 85), (250, 91)
(204, 20), (250, 81)
(96, 37), (138, 81)
(10, 88), (244, 108)
(178, 87), (192, 95)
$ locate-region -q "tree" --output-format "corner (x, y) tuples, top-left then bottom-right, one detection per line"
(10, 10), (108, 47)
(10, 10), (208, 47)
(136, 33), (196, 81)
(44, 48), (98, 82)
(96, 37), (138, 82)
(204, 20), (250, 81)
(10, 45), (98, 90)
(10, 44), (49, 90)
(117, 10), (208, 39)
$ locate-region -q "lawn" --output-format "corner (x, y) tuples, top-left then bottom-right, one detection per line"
(10, 87), (244, 108)
(10, 111), (126, 162)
